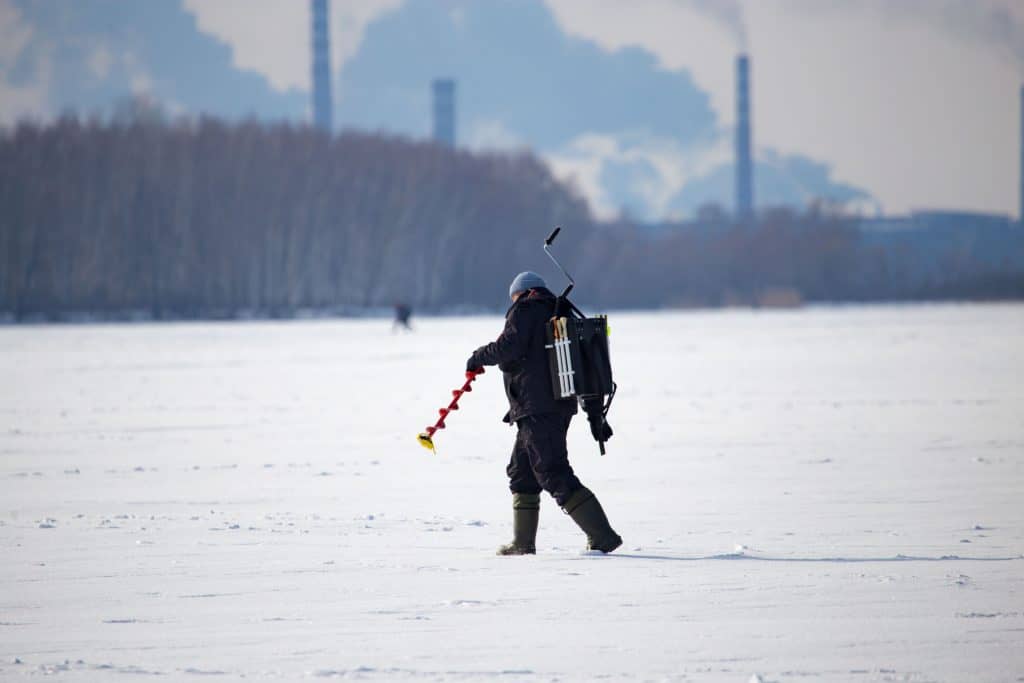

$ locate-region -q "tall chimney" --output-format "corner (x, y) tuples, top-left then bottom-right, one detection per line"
(432, 79), (456, 148)
(311, 0), (332, 133)
(735, 55), (753, 223)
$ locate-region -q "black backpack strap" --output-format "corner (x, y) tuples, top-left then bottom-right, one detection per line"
(554, 295), (586, 320)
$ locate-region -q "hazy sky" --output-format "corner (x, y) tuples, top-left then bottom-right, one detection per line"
(550, 0), (1023, 218)
(1, 0), (1020, 218)
(178, 0), (1022, 218)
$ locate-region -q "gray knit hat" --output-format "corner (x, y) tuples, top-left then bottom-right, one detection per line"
(508, 271), (546, 300)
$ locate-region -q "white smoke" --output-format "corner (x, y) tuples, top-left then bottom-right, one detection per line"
(908, 0), (1024, 68)
(0, 0), (52, 124)
(182, 0), (403, 94)
(679, 0), (748, 50)
(804, 0), (1024, 71)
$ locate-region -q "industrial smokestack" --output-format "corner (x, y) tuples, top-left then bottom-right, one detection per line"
(311, 0), (332, 133)
(432, 79), (456, 148)
(735, 54), (753, 223)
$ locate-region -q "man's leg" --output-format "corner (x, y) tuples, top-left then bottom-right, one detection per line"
(498, 426), (542, 555)
(562, 487), (622, 553)
(516, 413), (582, 506)
(519, 413), (621, 553)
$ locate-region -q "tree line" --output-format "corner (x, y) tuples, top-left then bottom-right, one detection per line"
(1, 115), (1021, 320)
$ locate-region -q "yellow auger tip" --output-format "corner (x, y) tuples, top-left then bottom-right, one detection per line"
(416, 433), (436, 452)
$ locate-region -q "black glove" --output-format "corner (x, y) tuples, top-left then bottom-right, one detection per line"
(466, 355), (483, 373)
(588, 415), (613, 442)
(583, 399), (613, 442)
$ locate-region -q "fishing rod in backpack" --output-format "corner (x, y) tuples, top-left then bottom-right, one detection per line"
(543, 227), (617, 455)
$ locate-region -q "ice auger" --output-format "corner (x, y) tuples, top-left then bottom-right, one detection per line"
(416, 367), (484, 453)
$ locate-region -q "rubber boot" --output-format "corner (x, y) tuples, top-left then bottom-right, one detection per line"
(497, 493), (540, 555)
(562, 487), (622, 553)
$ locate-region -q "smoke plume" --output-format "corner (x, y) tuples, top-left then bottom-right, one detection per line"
(919, 0), (1024, 69)
(681, 1), (1024, 68)
(682, 0), (748, 50)
(814, 1), (1024, 71)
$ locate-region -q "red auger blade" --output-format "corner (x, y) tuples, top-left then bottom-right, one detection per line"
(417, 367), (484, 452)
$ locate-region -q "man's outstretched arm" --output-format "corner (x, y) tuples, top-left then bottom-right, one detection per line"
(466, 308), (531, 370)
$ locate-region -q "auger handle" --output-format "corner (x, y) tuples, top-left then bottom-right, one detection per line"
(543, 226), (574, 297)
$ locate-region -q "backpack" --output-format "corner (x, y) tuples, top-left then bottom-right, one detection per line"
(545, 297), (617, 440)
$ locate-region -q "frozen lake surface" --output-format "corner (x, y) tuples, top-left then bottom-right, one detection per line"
(1, 304), (1023, 681)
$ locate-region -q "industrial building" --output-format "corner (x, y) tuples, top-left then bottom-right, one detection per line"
(311, 0), (332, 133)
(735, 55), (753, 223)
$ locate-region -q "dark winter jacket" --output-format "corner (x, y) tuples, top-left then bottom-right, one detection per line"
(467, 288), (577, 423)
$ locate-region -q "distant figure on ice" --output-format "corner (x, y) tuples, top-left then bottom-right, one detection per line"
(392, 302), (413, 332)
(465, 271), (621, 555)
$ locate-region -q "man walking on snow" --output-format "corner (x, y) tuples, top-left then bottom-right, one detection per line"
(466, 271), (622, 555)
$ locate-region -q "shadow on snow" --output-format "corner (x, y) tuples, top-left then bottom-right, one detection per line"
(591, 553), (1024, 563)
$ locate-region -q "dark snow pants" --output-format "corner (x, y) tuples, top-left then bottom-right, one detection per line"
(507, 412), (582, 507)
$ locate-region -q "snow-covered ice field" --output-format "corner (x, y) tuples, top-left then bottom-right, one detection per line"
(1, 303), (1022, 682)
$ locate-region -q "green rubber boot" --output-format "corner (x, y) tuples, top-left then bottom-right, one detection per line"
(497, 493), (540, 556)
(563, 487), (622, 553)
